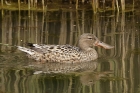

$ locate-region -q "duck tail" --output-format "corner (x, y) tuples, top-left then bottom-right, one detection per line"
(26, 43), (35, 47)
(17, 46), (35, 55)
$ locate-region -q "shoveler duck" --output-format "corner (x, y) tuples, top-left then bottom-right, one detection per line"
(17, 33), (114, 63)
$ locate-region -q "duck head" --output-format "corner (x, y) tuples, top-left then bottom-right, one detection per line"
(78, 33), (114, 51)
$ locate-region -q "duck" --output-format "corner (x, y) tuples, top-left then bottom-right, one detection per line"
(17, 33), (114, 63)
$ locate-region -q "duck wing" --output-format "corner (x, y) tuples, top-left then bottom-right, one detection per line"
(27, 43), (80, 54)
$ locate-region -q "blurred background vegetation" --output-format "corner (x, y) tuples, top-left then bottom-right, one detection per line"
(0, 0), (139, 13)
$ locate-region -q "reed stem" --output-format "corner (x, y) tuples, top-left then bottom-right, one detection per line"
(121, 0), (125, 11)
(28, 0), (30, 10)
(18, 0), (20, 10)
(116, 0), (119, 12)
(76, 0), (78, 10)
(1, 0), (3, 8)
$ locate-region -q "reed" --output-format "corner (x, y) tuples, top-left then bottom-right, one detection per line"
(91, 0), (98, 14)
(116, 0), (119, 12)
(132, 0), (135, 11)
(1, 0), (3, 8)
(28, 0), (30, 10)
(42, 0), (44, 11)
(121, 0), (125, 11)
(112, 0), (115, 10)
(18, 0), (20, 10)
(76, 0), (78, 10)
(69, 11), (75, 45)
(0, 0), (135, 12)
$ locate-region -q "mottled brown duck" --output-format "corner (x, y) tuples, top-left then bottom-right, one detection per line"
(17, 33), (114, 63)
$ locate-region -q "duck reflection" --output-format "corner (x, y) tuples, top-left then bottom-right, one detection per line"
(28, 60), (98, 74)
(27, 60), (113, 86)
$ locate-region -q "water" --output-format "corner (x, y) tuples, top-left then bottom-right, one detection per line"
(0, 10), (140, 93)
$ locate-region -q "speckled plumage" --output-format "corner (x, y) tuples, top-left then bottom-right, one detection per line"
(17, 33), (114, 63)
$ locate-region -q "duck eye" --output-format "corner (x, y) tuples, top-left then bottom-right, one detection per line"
(88, 37), (93, 40)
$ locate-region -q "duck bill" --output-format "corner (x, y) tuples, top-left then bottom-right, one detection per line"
(94, 41), (114, 49)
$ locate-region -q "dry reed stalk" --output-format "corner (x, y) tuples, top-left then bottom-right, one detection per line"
(91, 0), (95, 13)
(41, 12), (45, 43)
(132, 0), (134, 11)
(121, 0), (125, 11)
(59, 12), (67, 44)
(91, 0), (98, 14)
(102, 0), (105, 11)
(18, 0), (20, 10)
(17, 11), (21, 45)
(42, 0), (44, 11)
(1, 0), (3, 7)
(116, 0), (119, 12)
(28, 0), (30, 10)
(76, 0), (78, 10)
(76, 10), (81, 35)
(69, 12), (74, 45)
(112, 0), (115, 10)
(81, 10), (85, 33)
(95, 0), (98, 12)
